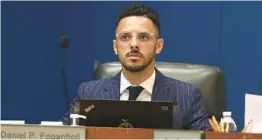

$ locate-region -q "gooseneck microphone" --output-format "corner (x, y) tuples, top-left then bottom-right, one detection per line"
(60, 36), (70, 124)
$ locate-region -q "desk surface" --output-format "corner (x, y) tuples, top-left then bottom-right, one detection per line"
(1, 124), (262, 139)
(86, 126), (262, 139)
(205, 131), (262, 139)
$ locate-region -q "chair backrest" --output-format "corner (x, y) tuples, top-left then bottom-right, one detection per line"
(93, 61), (226, 119)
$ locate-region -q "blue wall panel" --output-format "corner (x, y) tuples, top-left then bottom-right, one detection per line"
(2, 1), (262, 130)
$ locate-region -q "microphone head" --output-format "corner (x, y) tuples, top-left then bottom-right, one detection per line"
(60, 36), (70, 48)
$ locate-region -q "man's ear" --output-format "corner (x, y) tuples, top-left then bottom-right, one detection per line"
(155, 38), (164, 54)
(113, 39), (118, 55)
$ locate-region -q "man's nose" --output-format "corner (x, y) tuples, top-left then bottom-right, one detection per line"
(130, 37), (140, 49)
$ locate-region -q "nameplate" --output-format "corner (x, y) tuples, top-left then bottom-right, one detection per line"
(153, 129), (204, 139)
(1, 124), (86, 140)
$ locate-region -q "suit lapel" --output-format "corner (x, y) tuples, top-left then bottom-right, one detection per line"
(102, 72), (121, 100)
(152, 69), (174, 102)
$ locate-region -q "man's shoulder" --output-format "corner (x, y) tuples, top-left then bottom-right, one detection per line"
(163, 75), (198, 90)
(160, 74), (202, 97)
(77, 77), (117, 97)
(79, 79), (105, 87)
(78, 78), (113, 90)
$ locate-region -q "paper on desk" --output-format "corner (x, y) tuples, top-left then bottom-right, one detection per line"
(0, 120), (25, 125)
(41, 121), (63, 126)
(245, 93), (262, 133)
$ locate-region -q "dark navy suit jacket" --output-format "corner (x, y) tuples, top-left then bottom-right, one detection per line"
(62, 69), (211, 130)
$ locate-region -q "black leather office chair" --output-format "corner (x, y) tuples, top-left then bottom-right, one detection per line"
(93, 61), (226, 119)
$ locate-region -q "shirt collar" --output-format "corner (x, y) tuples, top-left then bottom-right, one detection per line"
(120, 70), (156, 95)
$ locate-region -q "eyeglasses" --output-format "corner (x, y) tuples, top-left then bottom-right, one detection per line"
(116, 32), (155, 43)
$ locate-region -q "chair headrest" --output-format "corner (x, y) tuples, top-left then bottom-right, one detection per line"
(94, 61), (222, 86)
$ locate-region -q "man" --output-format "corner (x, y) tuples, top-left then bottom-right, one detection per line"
(63, 4), (211, 130)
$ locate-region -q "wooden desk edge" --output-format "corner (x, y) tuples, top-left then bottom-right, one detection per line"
(204, 131), (262, 139)
(86, 127), (154, 139)
(86, 127), (262, 139)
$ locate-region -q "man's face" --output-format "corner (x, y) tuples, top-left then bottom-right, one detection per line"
(113, 16), (163, 72)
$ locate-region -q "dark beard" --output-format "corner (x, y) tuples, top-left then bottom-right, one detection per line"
(122, 63), (149, 72)
(119, 55), (154, 73)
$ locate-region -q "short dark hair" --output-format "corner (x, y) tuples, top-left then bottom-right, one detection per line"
(116, 4), (161, 37)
